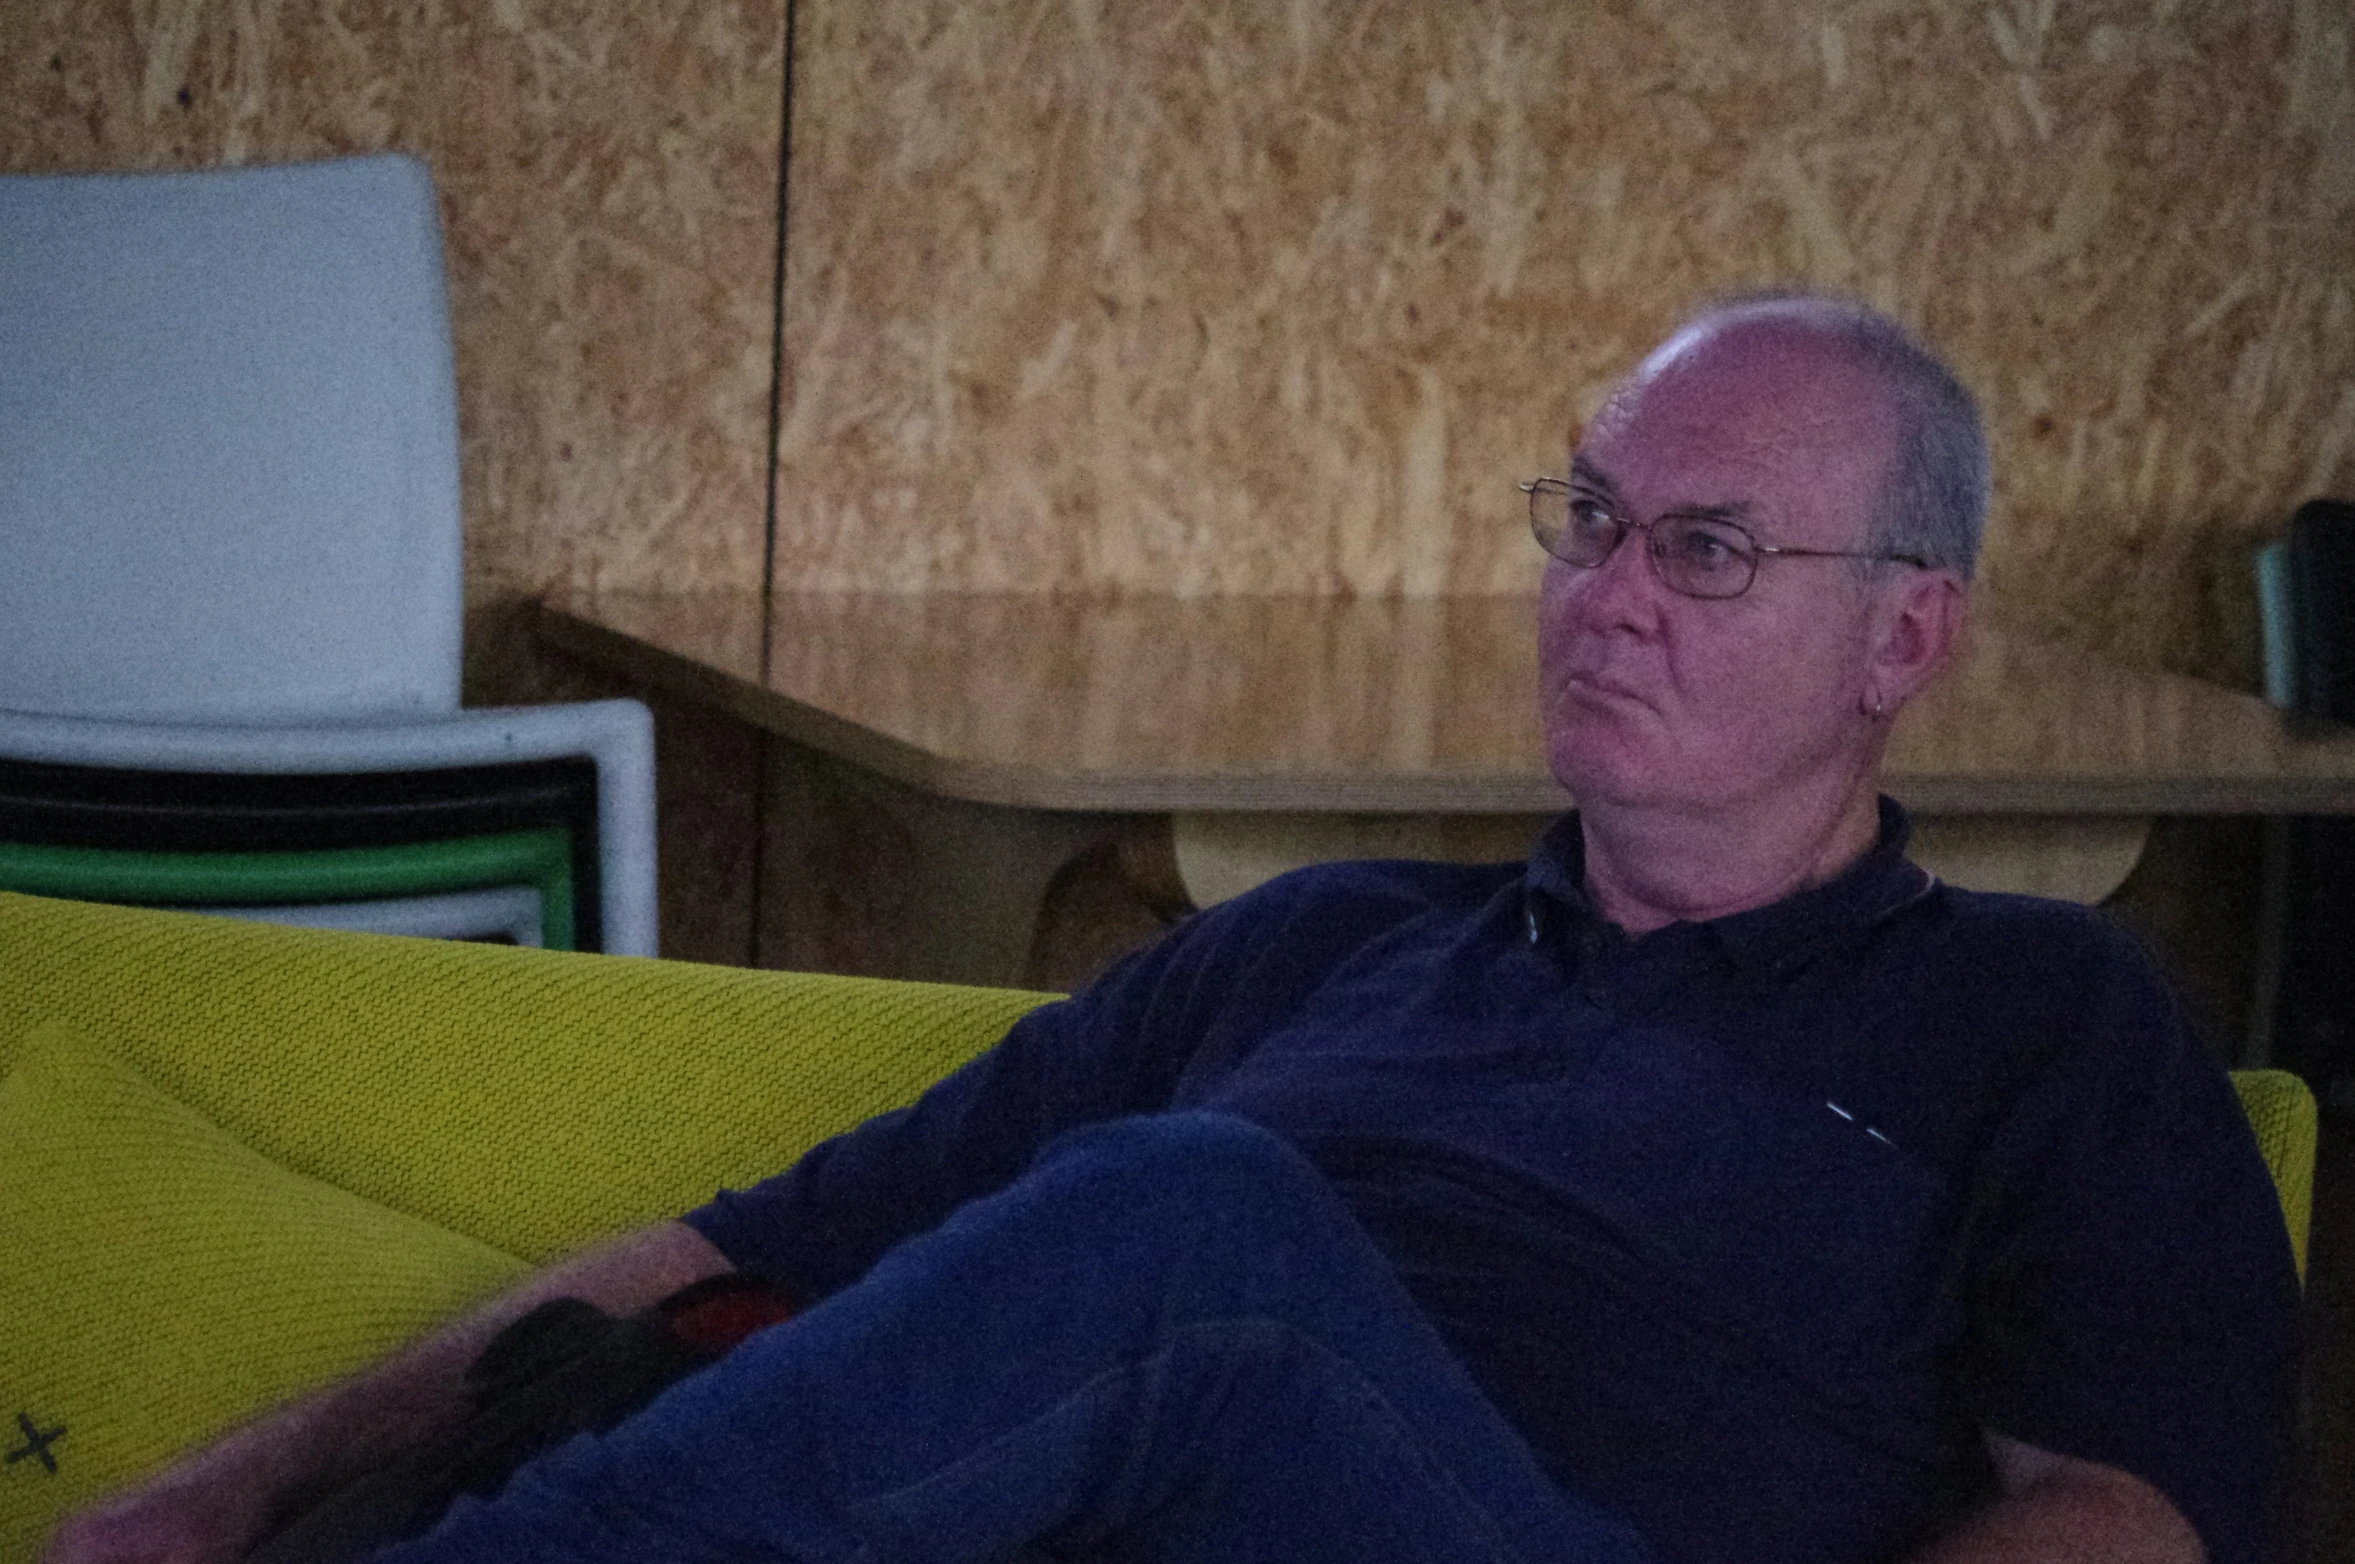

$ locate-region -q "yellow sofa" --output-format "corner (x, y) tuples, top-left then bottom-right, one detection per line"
(0, 890), (1050, 1558)
(0, 890), (2318, 1560)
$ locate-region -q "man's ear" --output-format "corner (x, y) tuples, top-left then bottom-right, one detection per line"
(1865, 570), (1967, 716)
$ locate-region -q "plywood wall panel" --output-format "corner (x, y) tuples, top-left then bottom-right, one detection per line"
(2, 0), (784, 613)
(775, 0), (2355, 681)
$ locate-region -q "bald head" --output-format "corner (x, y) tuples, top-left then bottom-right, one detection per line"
(1539, 296), (1978, 927)
(1618, 296), (1988, 579)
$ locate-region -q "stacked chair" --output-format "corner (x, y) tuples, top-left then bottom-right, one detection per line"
(0, 154), (655, 954)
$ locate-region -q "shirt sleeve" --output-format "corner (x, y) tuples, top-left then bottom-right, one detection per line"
(677, 866), (1356, 1300)
(1954, 920), (2301, 1564)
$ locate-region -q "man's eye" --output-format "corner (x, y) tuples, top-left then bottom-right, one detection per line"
(1665, 521), (1746, 565)
(1567, 499), (1617, 535)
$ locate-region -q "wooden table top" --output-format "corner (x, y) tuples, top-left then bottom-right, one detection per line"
(537, 588), (2355, 815)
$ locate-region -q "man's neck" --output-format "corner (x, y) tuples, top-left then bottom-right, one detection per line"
(1576, 774), (1886, 936)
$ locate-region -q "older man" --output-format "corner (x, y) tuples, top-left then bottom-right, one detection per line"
(49, 298), (2295, 1564)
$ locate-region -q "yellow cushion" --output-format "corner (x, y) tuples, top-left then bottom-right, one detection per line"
(0, 1023), (530, 1559)
(2230, 1067), (2318, 1281)
(0, 893), (1054, 1262)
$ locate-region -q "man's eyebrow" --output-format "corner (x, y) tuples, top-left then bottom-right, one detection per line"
(1567, 456), (1615, 495)
(1568, 457), (1757, 523)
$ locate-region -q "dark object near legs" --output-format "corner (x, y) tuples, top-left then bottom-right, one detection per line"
(243, 1273), (795, 1564)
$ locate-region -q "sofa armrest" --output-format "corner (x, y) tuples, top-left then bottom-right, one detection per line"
(0, 892), (1052, 1261)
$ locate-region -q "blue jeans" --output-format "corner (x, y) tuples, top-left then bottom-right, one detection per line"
(379, 1112), (1657, 1564)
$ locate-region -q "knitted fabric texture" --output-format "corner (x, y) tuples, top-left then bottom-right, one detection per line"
(0, 891), (1052, 1262)
(0, 1024), (528, 1559)
(2230, 1068), (2317, 1279)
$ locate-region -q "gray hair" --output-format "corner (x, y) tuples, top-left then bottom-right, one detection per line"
(1671, 292), (1989, 579)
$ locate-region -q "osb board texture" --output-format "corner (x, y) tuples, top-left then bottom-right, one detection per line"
(1, 0), (784, 699)
(776, 0), (2355, 683)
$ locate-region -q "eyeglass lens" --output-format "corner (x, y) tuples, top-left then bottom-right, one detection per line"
(1527, 482), (1758, 599)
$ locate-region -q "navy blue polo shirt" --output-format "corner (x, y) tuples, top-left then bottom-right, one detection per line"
(688, 802), (2298, 1564)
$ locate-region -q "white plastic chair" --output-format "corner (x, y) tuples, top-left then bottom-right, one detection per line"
(0, 154), (656, 955)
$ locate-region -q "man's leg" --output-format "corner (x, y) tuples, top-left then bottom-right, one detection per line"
(375, 1112), (1655, 1564)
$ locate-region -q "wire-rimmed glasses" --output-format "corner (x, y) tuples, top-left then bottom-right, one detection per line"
(1520, 477), (1929, 600)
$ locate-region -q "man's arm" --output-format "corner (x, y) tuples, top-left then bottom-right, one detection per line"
(1907, 1434), (2205, 1564)
(39, 1221), (732, 1564)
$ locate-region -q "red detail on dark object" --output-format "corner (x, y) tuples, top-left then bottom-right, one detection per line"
(659, 1277), (798, 1354)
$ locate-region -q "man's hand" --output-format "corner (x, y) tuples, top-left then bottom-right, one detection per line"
(37, 1222), (733, 1564)
(38, 1448), (286, 1564)
(1907, 1434), (2206, 1564)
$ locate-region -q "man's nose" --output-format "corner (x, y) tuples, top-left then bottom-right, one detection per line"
(1566, 524), (1666, 625)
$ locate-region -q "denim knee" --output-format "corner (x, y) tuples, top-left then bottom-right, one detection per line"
(1031, 1110), (1343, 1237)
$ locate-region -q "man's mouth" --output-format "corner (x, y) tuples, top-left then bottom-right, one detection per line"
(1559, 670), (1654, 711)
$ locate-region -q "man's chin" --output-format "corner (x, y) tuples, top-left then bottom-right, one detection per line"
(1545, 711), (1662, 797)
(1545, 742), (1662, 812)
(1545, 731), (1737, 817)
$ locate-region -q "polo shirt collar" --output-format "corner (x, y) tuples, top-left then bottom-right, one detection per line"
(1524, 796), (1932, 975)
